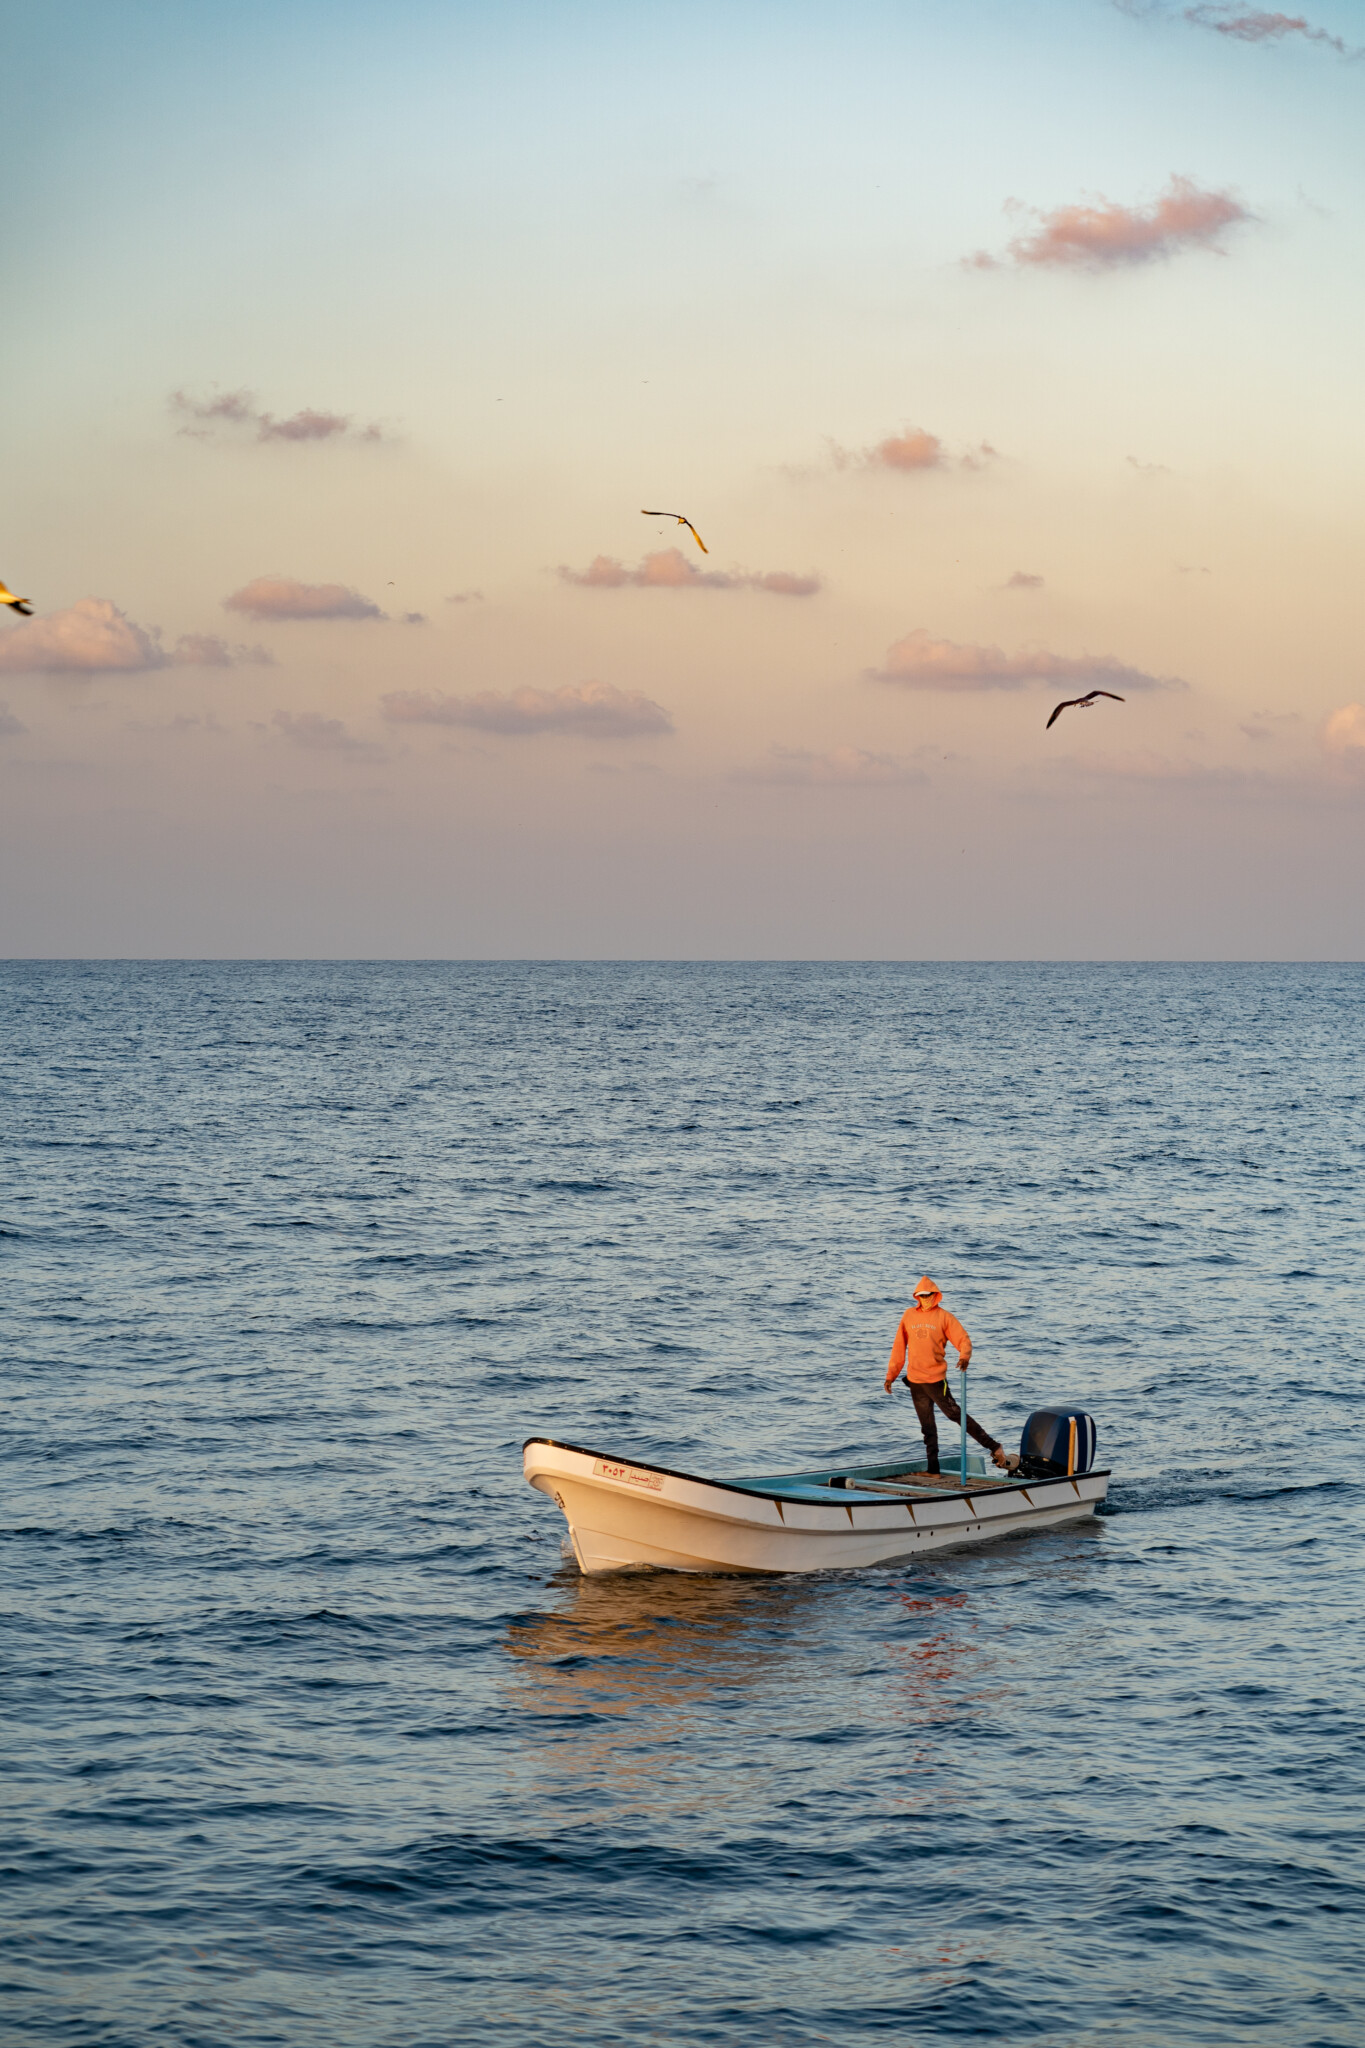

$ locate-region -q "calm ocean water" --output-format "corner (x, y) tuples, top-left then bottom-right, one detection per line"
(2, 961), (1362, 2047)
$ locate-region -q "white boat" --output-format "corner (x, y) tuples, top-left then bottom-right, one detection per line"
(523, 1432), (1110, 1577)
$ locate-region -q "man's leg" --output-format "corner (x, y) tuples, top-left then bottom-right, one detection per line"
(909, 1383), (941, 1473)
(933, 1380), (1002, 1457)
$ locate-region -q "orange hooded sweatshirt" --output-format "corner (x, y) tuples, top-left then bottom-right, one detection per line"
(886, 1277), (972, 1386)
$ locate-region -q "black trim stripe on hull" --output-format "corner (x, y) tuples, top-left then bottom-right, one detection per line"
(523, 1437), (1110, 1509)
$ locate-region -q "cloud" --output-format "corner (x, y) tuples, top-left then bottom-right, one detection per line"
(1183, 7), (1355, 53)
(169, 634), (275, 667)
(736, 745), (923, 787)
(445, 590), (484, 605)
(0, 600), (284, 674)
(562, 551), (691, 588)
(839, 428), (946, 473)
(1322, 703), (1365, 774)
(402, 612), (427, 626)
(870, 628), (1183, 694)
(224, 577), (387, 622)
(271, 710), (373, 753)
(1006, 571), (1044, 591)
(826, 427), (997, 476)
(258, 409), (351, 442)
(0, 702), (25, 735)
(381, 679), (674, 739)
(172, 389), (257, 428)
(0, 597), (169, 673)
(559, 548), (819, 596)
(870, 428), (944, 472)
(172, 389), (383, 444)
(970, 175), (1251, 269)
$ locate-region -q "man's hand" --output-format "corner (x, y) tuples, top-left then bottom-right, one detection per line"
(884, 1376), (897, 1394)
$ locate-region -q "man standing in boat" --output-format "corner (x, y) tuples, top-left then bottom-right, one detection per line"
(885, 1276), (1008, 1474)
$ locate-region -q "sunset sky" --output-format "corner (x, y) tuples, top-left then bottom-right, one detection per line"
(3, 0), (1362, 957)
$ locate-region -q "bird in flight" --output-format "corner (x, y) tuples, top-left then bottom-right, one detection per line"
(641, 510), (707, 554)
(1046, 689), (1124, 730)
(0, 580), (33, 616)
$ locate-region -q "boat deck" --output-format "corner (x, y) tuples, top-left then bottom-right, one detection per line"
(725, 1457), (1043, 1506)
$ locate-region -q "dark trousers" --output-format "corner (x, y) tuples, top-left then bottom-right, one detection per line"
(910, 1378), (1000, 1472)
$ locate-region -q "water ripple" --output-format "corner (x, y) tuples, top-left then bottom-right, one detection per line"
(2, 962), (1362, 2047)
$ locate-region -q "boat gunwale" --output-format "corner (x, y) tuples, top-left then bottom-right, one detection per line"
(522, 1436), (1110, 1507)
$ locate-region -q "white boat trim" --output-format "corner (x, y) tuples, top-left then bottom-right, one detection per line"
(524, 1436), (1110, 1576)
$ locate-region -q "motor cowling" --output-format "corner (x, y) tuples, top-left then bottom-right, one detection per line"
(1018, 1409), (1097, 1479)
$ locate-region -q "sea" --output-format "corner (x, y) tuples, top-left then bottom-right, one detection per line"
(3, 961), (1362, 2047)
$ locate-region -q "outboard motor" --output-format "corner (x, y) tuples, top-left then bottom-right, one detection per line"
(1018, 1409), (1096, 1480)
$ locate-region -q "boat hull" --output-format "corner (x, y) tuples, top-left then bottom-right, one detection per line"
(524, 1439), (1108, 1576)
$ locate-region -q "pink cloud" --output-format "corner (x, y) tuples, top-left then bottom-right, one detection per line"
(871, 629), (1182, 694)
(559, 548), (819, 596)
(873, 429), (944, 471)
(0, 601), (282, 674)
(172, 390), (383, 444)
(1006, 571), (1044, 591)
(971, 175), (1251, 269)
(445, 590), (484, 605)
(1322, 703), (1365, 774)
(857, 428), (946, 473)
(736, 745), (923, 787)
(0, 701), (25, 735)
(271, 710), (372, 753)
(224, 577), (386, 622)
(381, 679), (673, 739)
(827, 427), (996, 476)
(1184, 7), (1353, 52)
(0, 597), (168, 673)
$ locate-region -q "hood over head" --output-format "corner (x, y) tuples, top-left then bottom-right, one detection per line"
(912, 1274), (942, 1307)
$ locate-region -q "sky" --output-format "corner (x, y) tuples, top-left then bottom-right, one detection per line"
(2, 0), (1363, 958)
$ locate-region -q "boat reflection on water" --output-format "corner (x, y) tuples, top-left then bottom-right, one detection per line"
(503, 1564), (823, 1816)
(507, 1559), (824, 1689)
(501, 1566), (1022, 1997)
(505, 1556), (855, 1818)
(501, 1563), (1009, 1823)
(880, 1591), (1006, 1804)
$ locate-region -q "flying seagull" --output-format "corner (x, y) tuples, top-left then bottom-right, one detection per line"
(0, 580), (33, 616)
(641, 510), (708, 554)
(1046, 688), (1124, 731)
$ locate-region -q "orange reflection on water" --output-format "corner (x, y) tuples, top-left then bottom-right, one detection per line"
(503, 1566), (830, 1817)
(503, 1566), (1018, 1816)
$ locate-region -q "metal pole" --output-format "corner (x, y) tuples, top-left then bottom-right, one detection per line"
(959, 1366), (970, 1483)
